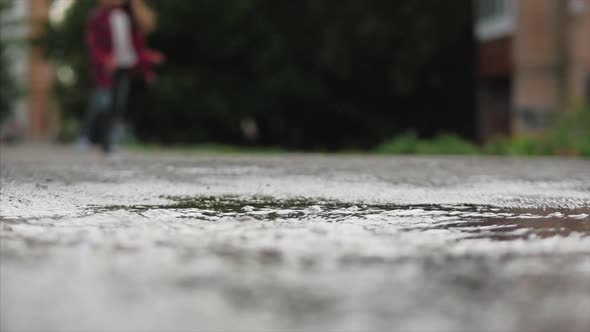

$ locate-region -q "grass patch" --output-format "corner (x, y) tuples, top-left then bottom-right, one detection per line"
(375, 131), (478, 155)
(376, 106), (589, 157)
(125, 142), (288, 154)
(123, 107), (589, 157)
(483, 106), (590, 157)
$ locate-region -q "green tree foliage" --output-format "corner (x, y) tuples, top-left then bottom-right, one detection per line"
(43, 0), (95, 139)
(46, 0), (474, 149)
(0, 0), (17, 124)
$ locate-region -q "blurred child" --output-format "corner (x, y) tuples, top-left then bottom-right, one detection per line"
(78, 0), (164, 153)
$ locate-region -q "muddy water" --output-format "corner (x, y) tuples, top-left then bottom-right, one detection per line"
(1, 147), (590, 331)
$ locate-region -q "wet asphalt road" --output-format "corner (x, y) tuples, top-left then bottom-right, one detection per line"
(1, 145), (590, 332)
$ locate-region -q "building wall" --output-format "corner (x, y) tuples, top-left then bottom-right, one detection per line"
(0, 0), (56, 141)
(566, 0), (590, 105)
(476, 36), (512, 142)
(474, 0), (516, 141)
(512, 0), (565, 136)
(512, 0), (590, 136)
(476, 0), (590, 141)
(27, 0), (57, 140)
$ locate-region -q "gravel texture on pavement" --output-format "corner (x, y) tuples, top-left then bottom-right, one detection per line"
(1, 145), (589, 332)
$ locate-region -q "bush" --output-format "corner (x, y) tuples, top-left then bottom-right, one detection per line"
(374, 131), (419, 154)
(483, 106), (590, 157)
(546, 105), (590, 157)
(375, 131), (477, 155)
(377, 106), (590, 157)
(482, 136), (549, 156)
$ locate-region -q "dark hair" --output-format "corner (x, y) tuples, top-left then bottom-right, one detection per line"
(121, 0), (138, 30)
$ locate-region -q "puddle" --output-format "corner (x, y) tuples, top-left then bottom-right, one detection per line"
(3, 200), (590, 332)
(96, 196), (590, 241)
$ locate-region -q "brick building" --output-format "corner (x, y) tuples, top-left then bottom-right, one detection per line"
(475, 0), (590, 142)
(0, 0), (56, 141)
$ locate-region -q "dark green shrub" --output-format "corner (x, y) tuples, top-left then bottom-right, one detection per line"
(0, 0), (18, 125)
(43, 0), (475, 149)
(483, 105), (590, 157)
(374, 131), (419, 154)
(375, 131), (477, 155)
(546, 105), (590, 157)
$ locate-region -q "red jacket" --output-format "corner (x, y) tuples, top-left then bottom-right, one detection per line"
(86, 7), (158, 87)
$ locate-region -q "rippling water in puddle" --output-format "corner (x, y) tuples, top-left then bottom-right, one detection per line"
(4, 195), (589, 266)
(4, 196), (590, 331)
(91, 195), (590, 241)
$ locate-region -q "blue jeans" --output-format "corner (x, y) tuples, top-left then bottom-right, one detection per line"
(82, 69), (130, 152)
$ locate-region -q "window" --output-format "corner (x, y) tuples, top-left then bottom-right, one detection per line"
(477, 0), (507, 21)
(474, 0), (516, 41)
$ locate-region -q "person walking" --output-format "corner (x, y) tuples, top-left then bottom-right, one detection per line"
(78, 0), (163, 153)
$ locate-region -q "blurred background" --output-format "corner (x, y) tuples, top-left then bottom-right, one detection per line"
(0, 0), (588, 155)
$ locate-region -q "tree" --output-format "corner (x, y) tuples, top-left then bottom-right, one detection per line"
(45, 0), (475, 150)
(0, 0), (18, 125)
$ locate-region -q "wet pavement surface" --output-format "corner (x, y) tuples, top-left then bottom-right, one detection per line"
(1, 145), (590, 331)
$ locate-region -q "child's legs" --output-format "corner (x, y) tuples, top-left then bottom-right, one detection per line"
(113, 69), (131, 115)
(81, 88), (112, 142)
(100, 69), (130, 152)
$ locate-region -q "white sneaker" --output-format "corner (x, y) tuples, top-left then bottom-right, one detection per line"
(75, 137), (91, 151)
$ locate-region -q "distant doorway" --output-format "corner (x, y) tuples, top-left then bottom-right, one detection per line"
(477, 77), (511, 142)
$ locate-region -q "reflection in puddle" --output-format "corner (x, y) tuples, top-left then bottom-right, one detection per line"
(432, 208), (590, 240)
(101, 196), (590, 241)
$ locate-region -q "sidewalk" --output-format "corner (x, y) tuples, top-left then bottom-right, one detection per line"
(1, 144), (590, 331)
